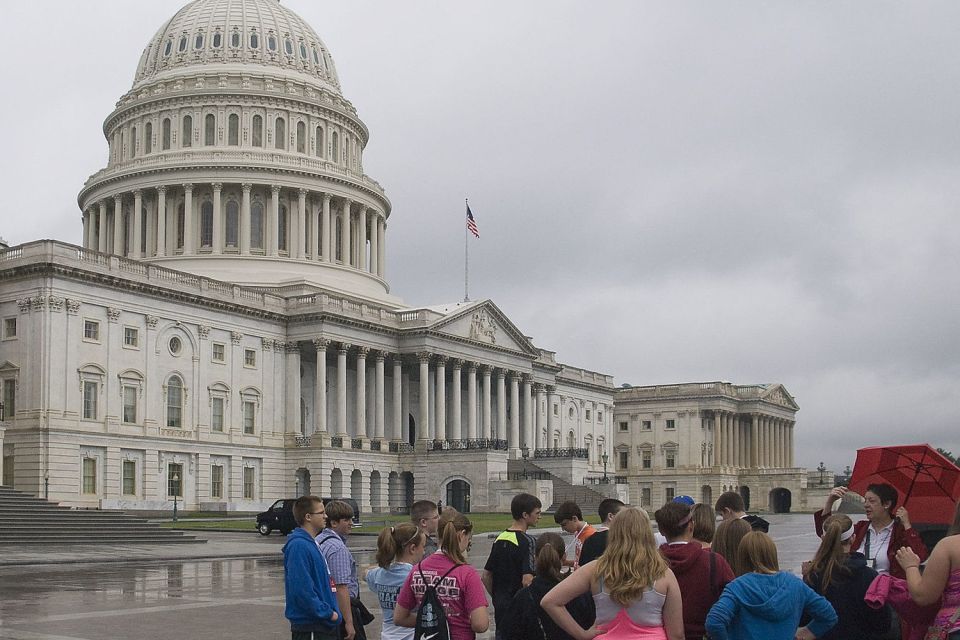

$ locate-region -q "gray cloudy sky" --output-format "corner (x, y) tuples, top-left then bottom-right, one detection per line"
(3, 1), (959, 470)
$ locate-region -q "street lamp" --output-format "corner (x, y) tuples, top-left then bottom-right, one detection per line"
(521, 447), (529, 479)
(602, 453), (609, 483)
(172, 472), (180, 523)
(817, 461), (826, 487)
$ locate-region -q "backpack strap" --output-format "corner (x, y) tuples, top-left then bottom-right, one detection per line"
(709, 550), (717, 600)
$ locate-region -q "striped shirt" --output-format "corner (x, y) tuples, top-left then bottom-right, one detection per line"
(316, 528), (359, 598)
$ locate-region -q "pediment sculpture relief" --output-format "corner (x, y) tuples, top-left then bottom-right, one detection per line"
(469, 309), (497, 345)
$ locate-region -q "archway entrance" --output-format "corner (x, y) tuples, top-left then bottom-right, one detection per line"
(770, 487), (792, 513)
(740, 486), (751, 512)
(701, 485), (712, 506)
(295, 468), (311, 497)
(401, 471), (415, 512)
(407, 415), (416, 445)
(446, 479), (471, 513)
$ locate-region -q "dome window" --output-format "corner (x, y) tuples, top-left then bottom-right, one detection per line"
(299, 42), (307, 60)
(164, 39), (173, 57)
(284, 38), (293, 56)
(178, 35), (188, 53)
(162, 118), (171, 150)
(212, 32), (222, 49)
(312, 47), (320, 65)
(296, 121), (306, 153)
(230, 31), (240, 48)
(251, 115), (263, 147)
(267, 35), (277, 51)
(204, 114), (216, 146)
(194, 34), (204, 50)
(251, 201), (264, 250)
(225, 201), (239, 247)
(250, 32), (259, 49)
(228, 114), (239, 146)
(200, 201), (213, 248)
(275, 117), (286, 150)
(144, 122), (152, 154)
(182, 115), (193, 148)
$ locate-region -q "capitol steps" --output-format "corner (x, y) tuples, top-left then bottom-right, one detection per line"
(506, 460), (609, 514)
(0, 485), (201, 545)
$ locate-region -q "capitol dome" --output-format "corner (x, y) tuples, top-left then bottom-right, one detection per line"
(77, 0), (396, 305)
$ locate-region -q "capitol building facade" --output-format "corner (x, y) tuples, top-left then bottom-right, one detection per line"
(0, 0), (811, 514)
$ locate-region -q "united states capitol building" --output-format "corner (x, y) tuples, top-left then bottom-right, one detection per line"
(0, 0), (814, 514)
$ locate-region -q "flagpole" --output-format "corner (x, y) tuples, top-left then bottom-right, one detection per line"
(464, 198), (470, 302)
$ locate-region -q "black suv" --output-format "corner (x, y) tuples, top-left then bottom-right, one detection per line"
(256, 497), (362, 535)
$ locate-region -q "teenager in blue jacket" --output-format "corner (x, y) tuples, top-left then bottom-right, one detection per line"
(706, 532), (837, 640)
(283, 496), (341, 640)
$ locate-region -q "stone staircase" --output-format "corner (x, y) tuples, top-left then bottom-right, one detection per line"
(507, 460), (608, 513)
(0, 485), (201, 545)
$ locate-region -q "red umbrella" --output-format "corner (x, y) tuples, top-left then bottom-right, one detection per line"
(849, 444), (960, 525)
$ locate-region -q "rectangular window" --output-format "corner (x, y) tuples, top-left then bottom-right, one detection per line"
(618, 421), (628, 432)
(83, 320), (100, 341)
(642, 420), (652, 431)
(212, 343), (225, 362)
(618, 451), (628, 470)
(642, 450), (652, 469)
(665, 487), (676, 502)
(585, 409), (592, 421)
(243, 401), (255, 434)
(123, 327), (139, 348)
(2, 317), (16, 339)
(243, 467), (255, 499)
(553, 403), (558, 417)
(244, 349), (256, 367)
(122, 460), (136, 496)
(666, 451), (676, 468)
(597, 410), (603, 422)
(122, 386), (137, 424)
(641, 487), (651, 508)
(2, 379), (15, 418)
(211, 397), (224, 432)
(167, 463), (183, 497)
(82, 458), (97, 494)
(666, 419), (676, 430)
(211, 465), (224, 498)
(82, 381), (98, 419)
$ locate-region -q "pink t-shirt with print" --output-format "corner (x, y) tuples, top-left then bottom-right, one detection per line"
(396, 552), (488, 640)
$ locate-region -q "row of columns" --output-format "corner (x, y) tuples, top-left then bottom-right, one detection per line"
(80, 184), (387, 277)
(301, 342), (566, 452)
(714, 411), (794, 469)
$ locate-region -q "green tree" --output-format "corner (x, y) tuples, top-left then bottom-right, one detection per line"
(937, 448), (958, 465)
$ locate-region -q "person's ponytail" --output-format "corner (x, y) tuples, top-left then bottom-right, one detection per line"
(806, 513), (852, 590)
(375, 525), (401, 569)
(438, 511), (472, 565)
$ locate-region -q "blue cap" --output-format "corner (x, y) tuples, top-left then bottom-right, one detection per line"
(673, 495), (695, 506)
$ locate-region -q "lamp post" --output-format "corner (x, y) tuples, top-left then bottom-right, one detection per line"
(521, 447), (529, 479)
(817, 461), (826, 487)
(602, 453), (609, 483)
(172, 472), (180, 523)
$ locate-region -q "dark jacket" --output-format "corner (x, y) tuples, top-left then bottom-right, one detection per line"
(282, 527), (340, 630)
(805, 552), (891, 640)
(743, 514), (770, 533)
(578, 529), (608, 566)
(813, 511), (928, 579)
(660, 542), (735, 640)
(502, 575), (595, 640)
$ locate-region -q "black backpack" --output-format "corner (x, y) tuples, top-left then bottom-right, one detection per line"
(413, 562), (459, 640)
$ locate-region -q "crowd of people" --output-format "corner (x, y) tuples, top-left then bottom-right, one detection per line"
(281, 484), (960, 640)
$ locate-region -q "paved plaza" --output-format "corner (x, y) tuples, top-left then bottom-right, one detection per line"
(0, 513), (824, 640)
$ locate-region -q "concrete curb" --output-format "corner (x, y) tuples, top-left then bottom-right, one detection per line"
(0, 552), (282, 568)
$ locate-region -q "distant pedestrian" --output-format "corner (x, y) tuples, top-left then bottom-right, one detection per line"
(705, 532), (837, 640)
(715, 491), (770, 533)
(578, 498), (625, 566)
(691, 503), (717, 549)
(316, 500), (371, 640)
(502, 532), (595, 640)
(394, 511), (489, 640)
(411, 500), (441, 556)
(283, 496), (340, 640)
(553, 500), (597, 569)
(366, 523), (426, 640)
(482, 492), (542, 640)
(712, 518), (752, 576)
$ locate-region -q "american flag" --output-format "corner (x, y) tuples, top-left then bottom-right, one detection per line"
(466, 204), (480, 238)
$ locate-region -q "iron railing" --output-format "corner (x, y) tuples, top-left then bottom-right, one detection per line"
(389, 442), (416, 453)
(535, 448), (589, 459)
(294, 435), (311, 448)
(351, 438), (363, 450)
(331, 436), (343, 448)
(428, 439), (509, 452)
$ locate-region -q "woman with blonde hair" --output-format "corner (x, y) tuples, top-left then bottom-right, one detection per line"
(706, 532), (837, 640)
(803, 514), (889, 640)
(712, 518), (751, 576)
(541, 507), (684, 640)
(365, 522), (426, 640)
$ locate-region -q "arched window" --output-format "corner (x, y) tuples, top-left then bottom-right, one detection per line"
(249, 31), (259, 50)
(166, 375), (184, 428)
(182, 115), (193, 148)
(267, 35), (277, 51)
(278, 204), (288, 252)
(164, 39), (173, 57)
(228, 114), (239, 146)
(162, 118), (171, 150)
(130, 126), (137, 158)
(225, 200), (239, 247)
(230, 30), (240, 48)
(122, 208), (131, 254)
(296, 121), (306, 153)
(251, 201), (264, 249)
(299, 42), (307, 60)
(141, 206), (148, 254)
(284, 38), (294, 56)
(331, 131), (339, 162)
(204, 114), (216, 146)
(194, 33), (204, 50)
(144, 122), (152, 154)
(274, 117), (285, 150)
(315, 126), (324, 157)
(212, 31), (222, 49)
(200, 201), (213, 248)
(178, 36), (188, 53)
(312, 47), (320, 65)
(335, 217), (342, 262)
(176, 203), (185, 249)
(252, 115), (263, 147)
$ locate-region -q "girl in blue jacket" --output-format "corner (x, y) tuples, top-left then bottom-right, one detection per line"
(706, 531), (837, 640)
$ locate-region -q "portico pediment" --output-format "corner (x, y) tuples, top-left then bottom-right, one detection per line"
(762, 384), (799, 410)
(428, 300), (539, 356)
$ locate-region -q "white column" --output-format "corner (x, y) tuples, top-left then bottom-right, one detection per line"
(392, 357), (403, 440)
(98, 200), (108, 253)
(297, 188), (307, 260)
(496, 370), (507, 441)
(509, 373), (520, 451)
(378, 219), (386, 277)
(112, 194), (124, 255)
(355, 347), (368, 439)
(211, 183), (222, 254)
(131, 190), (143, 258)
(269, 185), (280, 256)
(321, 193), (331, 261)
(155, 187), (167, 256)
(285, 342), (301, 434)
(309, 194), (319, 259)
(418, 353), (430, 442)
(340, 198), (351, 265)
(240, 183), (252, 254)
(313, 338), (328, 433)
(450, 360), (462, 440)
(481, 366), (492, 440)
(81, 209), (91, 248)
(370, 213), (380, 275)
(788, 421), (795, 467)
(547, 387), (558, 450)
(358, 206), (368, 272)
(336, 343), (349, 436)
(535, 384), (546, 451)
(374, 351), (385, 439)
(522, 375), (533, 452)
(434, 356), (447, 442)
(466, 363), (477, 440)
(182, 184), (194, 254)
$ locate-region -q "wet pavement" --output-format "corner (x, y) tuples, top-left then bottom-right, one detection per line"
(0, 513), (825, 640)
